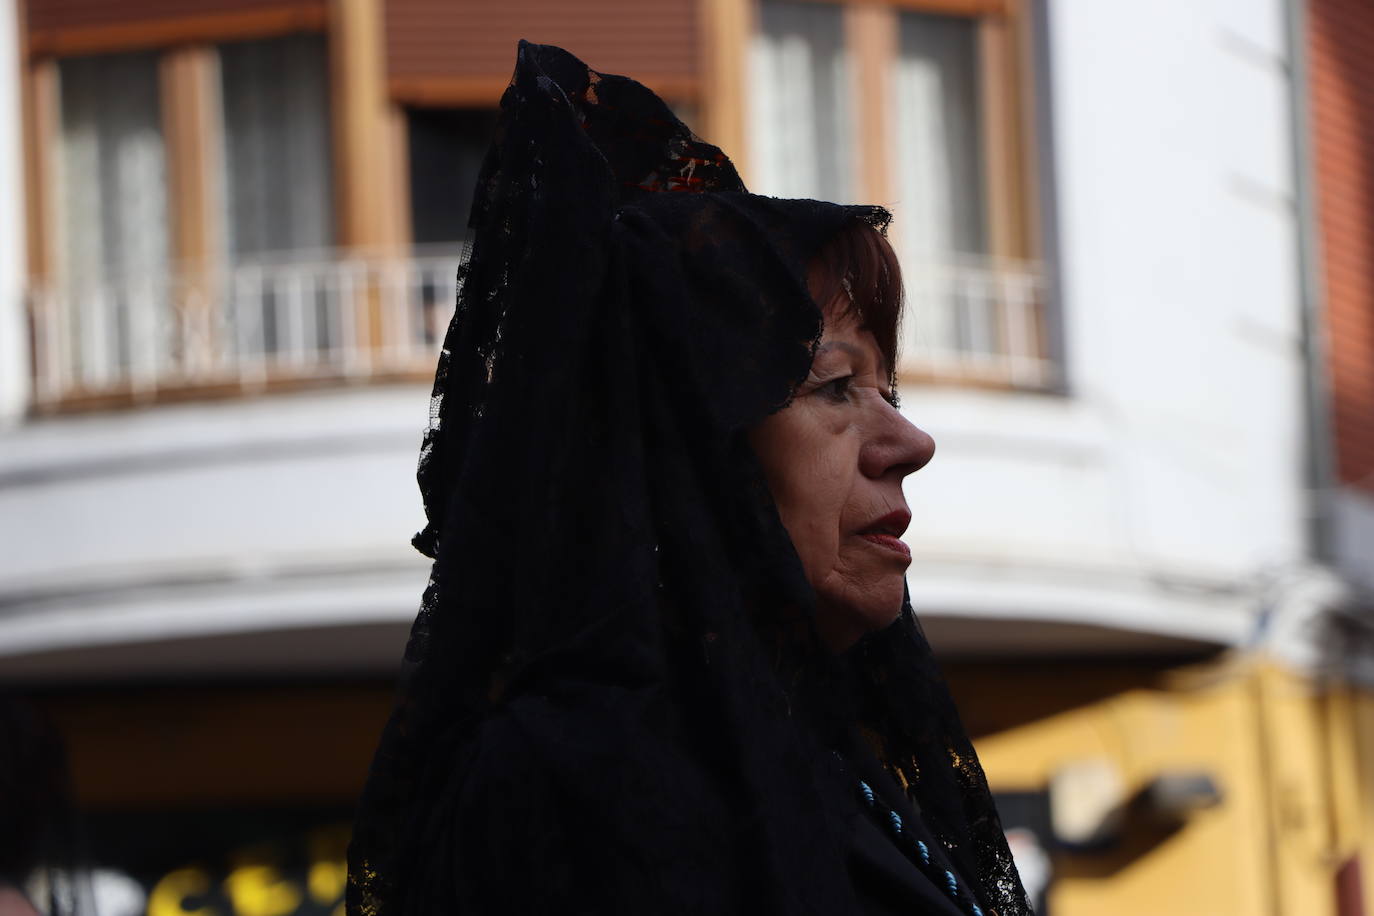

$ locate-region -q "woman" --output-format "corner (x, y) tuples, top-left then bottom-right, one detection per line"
(348, 42), (1030, 916)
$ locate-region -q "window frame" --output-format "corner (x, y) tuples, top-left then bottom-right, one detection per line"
(843, 0), (1038, 264)
(731, 0), (1049, 389)
(20, 3), (420, 413)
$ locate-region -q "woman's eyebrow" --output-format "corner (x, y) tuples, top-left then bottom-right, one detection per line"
(817, 341), (889, 377)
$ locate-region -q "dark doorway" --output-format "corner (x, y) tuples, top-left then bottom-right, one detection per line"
(407, 108), (500, 246)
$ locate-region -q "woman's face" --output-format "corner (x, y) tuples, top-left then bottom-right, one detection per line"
(749, 307), (935, 651)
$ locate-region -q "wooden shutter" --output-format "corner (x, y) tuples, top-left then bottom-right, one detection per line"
(386, 0), (701, 105)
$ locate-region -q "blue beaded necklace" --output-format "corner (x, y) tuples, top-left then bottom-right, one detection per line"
(856, 778), (986, 916)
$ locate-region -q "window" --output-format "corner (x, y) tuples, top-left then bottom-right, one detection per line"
(746, 1), (1052, 389)
(57, 52), (169, 286)
(406, 108), (499, 247)
(891, 12), (1025, 380)
(749, 0), (856, 203)
(56, 51), (170, 381)
(30, 26), (439, 410)
(892, 12), (987, 264)
(218, 35), (334, 360)
(404, 108), (497, 345)
(219, 34), (333, 261)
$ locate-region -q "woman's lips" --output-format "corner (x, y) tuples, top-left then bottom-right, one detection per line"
(859, 532), (911, 560)
(857, 509), (912, 560)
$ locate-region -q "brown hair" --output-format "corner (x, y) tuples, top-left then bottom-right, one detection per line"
(806, 220), (904, 381)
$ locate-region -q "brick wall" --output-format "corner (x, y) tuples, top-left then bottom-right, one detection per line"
(386, 0), (701, 102)
(1310, 0), (1374, 493)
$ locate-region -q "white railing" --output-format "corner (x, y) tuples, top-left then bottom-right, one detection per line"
(28, 248), (464, 408)
(899, 256), (1055, 389)
(27, 250), (1055, 409)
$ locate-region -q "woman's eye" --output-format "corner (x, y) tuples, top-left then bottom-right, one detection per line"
(817, 376), (853, 402)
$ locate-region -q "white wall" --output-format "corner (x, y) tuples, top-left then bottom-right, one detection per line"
(0, 387), (432, 674)
(0, 0), (28, 427)
(900, 0), (1313, 652)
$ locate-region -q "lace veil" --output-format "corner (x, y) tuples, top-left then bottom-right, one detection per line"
(347, 41), (1030, 916)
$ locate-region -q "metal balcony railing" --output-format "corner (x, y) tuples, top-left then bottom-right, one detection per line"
(28, 248), (464, 410)
(26, 249), (1054, 410)
(899, 255), (1055, 390)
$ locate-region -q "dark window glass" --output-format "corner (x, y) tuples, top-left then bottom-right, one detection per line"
(407, 108), (500, 247)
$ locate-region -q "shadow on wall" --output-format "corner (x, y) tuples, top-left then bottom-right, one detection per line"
(942, 659), (1188, 740)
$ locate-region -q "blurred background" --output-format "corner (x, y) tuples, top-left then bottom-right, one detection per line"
(0, 0), (1372, 913)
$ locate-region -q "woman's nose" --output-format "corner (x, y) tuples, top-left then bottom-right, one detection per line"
(860, 405), (935, 480)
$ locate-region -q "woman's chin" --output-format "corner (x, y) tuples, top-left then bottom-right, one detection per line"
(816, 584), (906, 651)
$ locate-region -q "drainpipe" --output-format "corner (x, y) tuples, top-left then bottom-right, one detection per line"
(1284, 0), (1338, 565)
(1280, 8), (1369, 912)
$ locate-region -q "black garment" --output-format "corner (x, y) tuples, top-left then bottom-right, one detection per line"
(842, 732), (974, 916)
(347, 41), (1030, 916)
(852, 797), (969, 916)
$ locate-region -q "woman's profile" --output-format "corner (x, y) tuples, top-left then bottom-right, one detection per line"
(348, 41), (1031, 916)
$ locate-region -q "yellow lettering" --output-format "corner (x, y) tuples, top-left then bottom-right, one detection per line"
(147, 867), (217, 916)
(306, 823), (351, 905)
(222, 865), (301, 916)
(308, 858), (347, 906)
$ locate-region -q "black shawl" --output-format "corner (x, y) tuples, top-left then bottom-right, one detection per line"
(347, 41), (1030, 916)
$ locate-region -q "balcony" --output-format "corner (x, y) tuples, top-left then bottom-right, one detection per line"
(898, 255), (1056, 391)
(25, 249), (1053, 412)
(27, 247), (464, 413)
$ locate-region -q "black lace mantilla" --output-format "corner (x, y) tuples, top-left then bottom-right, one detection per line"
(347, 41), (1031, 916)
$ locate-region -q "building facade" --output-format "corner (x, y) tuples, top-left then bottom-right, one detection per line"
(1, 0), (1372, 913)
